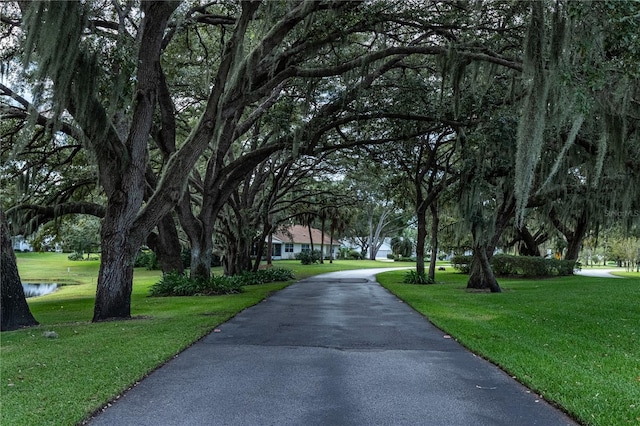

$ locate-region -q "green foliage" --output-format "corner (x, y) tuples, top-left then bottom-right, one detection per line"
(347, 250), (363, 260)
(295, 250), (323, 265)
(149, 268), (294, 297)
(391, 236), (414, 258)
(229, 268), (295, 286)
(258, 267), (295, 283)
(450, 255), (472, 273)
(149, 272), (243, 297)
(403, 270), (434, 285)
(67, 252), (98, 261)
(134, 250), (160, 270)
(451, 254), (576, 277)
(67, 252), (84, 261)
(180, 248), (191, 269)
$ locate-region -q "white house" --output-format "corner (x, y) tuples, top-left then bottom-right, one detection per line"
(270, 225), (339, 260)
(11, 235), (33, 252)
(342, 236), (394, 260)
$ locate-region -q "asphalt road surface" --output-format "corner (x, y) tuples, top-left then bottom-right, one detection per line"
(89, 268), (578, 426)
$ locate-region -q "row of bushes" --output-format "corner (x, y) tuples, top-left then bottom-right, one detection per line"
(67, 252), (99, 261)
(387, 254), (433, 262)
(135, 249), (222, 271)
(295, 249), (363, 264)
(149, 268), (295, 297)
(451, 254), (576, 277)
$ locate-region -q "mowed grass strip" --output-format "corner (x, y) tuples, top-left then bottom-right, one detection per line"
(377, 269), (640, 426)
(2, 254), (394, 425)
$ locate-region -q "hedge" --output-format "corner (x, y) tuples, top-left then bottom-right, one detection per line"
(450, 254), (576, 278)
(149, 268), (295, 297)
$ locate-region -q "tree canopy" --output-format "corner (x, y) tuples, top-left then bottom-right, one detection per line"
(1, 0), (639, 325)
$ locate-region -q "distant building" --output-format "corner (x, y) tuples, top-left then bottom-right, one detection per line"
(11, 235), (33, 252)
(270, 225), (339, 260)
(342, 237), (394, 260)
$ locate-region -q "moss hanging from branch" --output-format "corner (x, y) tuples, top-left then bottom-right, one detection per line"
(514, 1), (548, 227)
(539, 113), (584, 192)
(22, 2), (95, 118)
(514, 1), (569, 227)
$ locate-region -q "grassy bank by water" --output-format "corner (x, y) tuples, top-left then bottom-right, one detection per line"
(1, 254), (392, 425)
(378, 269), (640, 426)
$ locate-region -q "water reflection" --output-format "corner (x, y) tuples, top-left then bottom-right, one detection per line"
(22, 283), (58, 298)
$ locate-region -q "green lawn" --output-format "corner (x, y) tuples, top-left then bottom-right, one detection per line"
(1, 254), (393, 425)
(378, 269), (640, 426)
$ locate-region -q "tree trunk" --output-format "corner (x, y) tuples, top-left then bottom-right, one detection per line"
(266, 232), (273, 267)
(92, 3), (178, 321)
(319, 216), (326, 264)
(329, 225), (335, 264)
(93, 206), (142, 321)
(190, 237), (213, 280)
(467, 244), (502, 293)
(428, 203), (439, 282)
(549, 206), (589, 261)
(564, 215), (588, 260)
(516, 225), (542, 257)
(1, 208), (39, 331)
(146, 213), (184, 274)
(415, 205), (427, 276)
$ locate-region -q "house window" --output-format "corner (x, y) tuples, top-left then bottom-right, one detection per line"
(284, 243), (294, 253)
(301, 244), (310, 253)
(273, 244), (282, 257)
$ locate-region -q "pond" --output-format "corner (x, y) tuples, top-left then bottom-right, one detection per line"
(22, 283), (58, 298)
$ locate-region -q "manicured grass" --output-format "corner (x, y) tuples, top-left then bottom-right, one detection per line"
(1, 254), (394, 425)
(377, 269), (640, 426)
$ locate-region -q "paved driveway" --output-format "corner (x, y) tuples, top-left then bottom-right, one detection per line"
(574, 268), (625, 278)
(89, 268), (577, 426)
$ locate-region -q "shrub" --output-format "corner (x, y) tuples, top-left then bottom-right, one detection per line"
(403, 270), (434, 285)
(145, 252), (160, 270)
(260, 267), (295, 282)
(450, 255), (472, 273)
(387, 253), (395, 260)
(491, 255), (517, 276)
(180, 248), (191, 269)
(67, 252), (85, 261)
(234, 268), (295, 286)
(348, 250), (363, 260)
(134, 250), (160, 270)
(149, 272), (243, 297)
(295, 250), (322, 265)
(207, 275), (244, 295)
(149, 267), (294, 297)
(451, 254), (576, 278)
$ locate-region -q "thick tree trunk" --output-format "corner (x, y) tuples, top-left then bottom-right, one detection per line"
(92, 3), (178, 321)
(549, 206), (589, 261)
(147, 214), (184, 274)
(516, 225), (542, 257)
(1, 208), (39, 331)
(93, 207), (142, 321)
(190, 237), (213, 280)
(467, 245), (502, 293)
(565, 221), (587, 261)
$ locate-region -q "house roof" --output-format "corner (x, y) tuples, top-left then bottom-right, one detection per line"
(272, 225), (335, 245)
